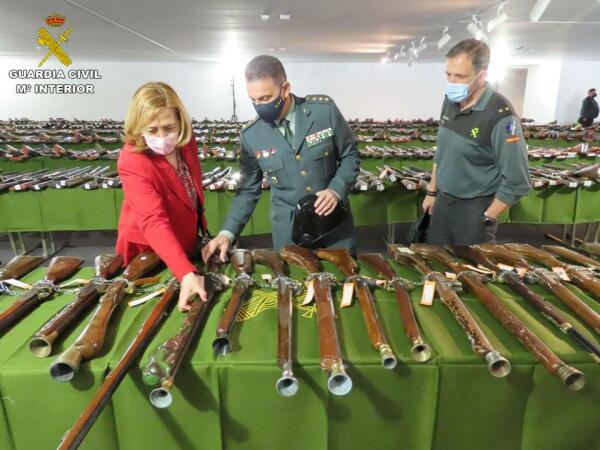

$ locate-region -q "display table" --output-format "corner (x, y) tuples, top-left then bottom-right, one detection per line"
(0, 258), (598, 450)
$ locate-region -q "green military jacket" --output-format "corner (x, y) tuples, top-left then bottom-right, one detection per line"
(221, 94), (360, 250)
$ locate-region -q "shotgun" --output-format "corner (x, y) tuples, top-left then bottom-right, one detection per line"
(143, 255), (228, 408)
(281, 245), (352, 396)
(541, 245), (600, 270)
(452, 245), (600, 363)
(359, 253), (432, 362)
(56, 279), (179, 450)
(0, 254), (46, 282)
(388, 245), (510, 377)
(29, 254), (124, 357)
(50, 252), (162, 382)
(412, 244), (585, 391)
(316, 248), (397, 369)
(252, 249), (300, 397)
(0, 256), (84, 334)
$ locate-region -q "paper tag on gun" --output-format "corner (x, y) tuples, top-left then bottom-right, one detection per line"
(420, 280), (436, 306)
(302, 280), (315, 305)
(497, 263), (515, 272)
(552, 267), (571, 282)
(261, 274), (273, 282)
(340, 282), (354, 308)
(2, 279), (32, 290)
(59, 278), (91, 288)
(128, 287), (165, 308)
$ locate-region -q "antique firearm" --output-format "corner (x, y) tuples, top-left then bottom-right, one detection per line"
(0, 254), (46, 289)
(56, 279), (179, 450)
(541, 245), (600, 270)
(498, 244), (600, 333)
(452, 245), (600, 362)
(581, 243), (600, 258)
(29, 254), (124, 357)
(281, 245), (352, 396)
(212, 249), (254, 356)
(0, 256), (83, 334)
(317, 248), (397, 369)
(143, 256), (228, 408)
(412, 244), (585, 390)
(388, 245), (510, 377)
(359, 252), (432, 362)
(50, 252), (162, 382)
(252, 249), (300, 396)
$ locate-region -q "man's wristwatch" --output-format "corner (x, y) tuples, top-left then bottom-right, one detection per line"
(482, 214), (497, 226)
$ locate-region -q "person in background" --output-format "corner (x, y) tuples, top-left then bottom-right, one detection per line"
(116, 82), (208, 311)
(575, 88), (599, 128)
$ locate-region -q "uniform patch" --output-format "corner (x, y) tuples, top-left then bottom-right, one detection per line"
(505, 120), (517, 136)
(506, 135), (520, 144)
(306, 127), (334, 147)
(256, 148), (275, 159)
(470, 127), (480, 139)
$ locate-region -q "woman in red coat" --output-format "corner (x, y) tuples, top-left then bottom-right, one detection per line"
(116, 81), (208, 310)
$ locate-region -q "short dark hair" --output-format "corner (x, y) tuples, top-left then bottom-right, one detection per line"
(589, 88), (597, 94)
(446, 39), (490, 72)
(245, 55), (287, 83)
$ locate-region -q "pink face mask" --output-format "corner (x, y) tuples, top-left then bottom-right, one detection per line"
(144, 132), (178, 155)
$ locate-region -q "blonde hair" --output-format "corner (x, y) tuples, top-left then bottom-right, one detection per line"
(124, 82), (192, 152)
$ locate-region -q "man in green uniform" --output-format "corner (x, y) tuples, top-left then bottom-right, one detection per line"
(422, 39), (531, 244)
(202, 55), (360, 261)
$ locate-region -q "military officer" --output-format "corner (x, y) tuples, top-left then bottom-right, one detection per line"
(202, 55), (360, 263)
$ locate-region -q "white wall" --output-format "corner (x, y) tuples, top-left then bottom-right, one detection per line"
(555, 61), (600, 124)
(0, 57), (447, 121)
(522, 61), (562, 123)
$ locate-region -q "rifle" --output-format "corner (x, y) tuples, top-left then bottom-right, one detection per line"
(143, 255), (228, 408)
(359, 253), (432, 362)
(0, 256), (83, 334)
(541, 245), (600, 270)
(50, 252), (162, 382)
(252, 249), (300, 396)
(388, 245), (510, 377)
(581, 243), (600, 258)
(0, 254), (46, 282)
(499, 244), (600, 333)
(56, 279), (179, 450)
(281, 245), (352, 396)
(212, 249), (254, 355)
(452, 245), (600, 362)
(316, 248), (397, 369)
(412, 244), (585, 390)
(29, 254), (124, 357)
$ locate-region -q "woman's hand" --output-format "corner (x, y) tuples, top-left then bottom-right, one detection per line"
(178, 272), (208, 312)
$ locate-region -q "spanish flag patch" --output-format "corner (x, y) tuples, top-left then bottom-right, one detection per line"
(506, 135), (520, 144)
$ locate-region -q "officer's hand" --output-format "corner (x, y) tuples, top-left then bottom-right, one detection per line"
(315, 189), (339, 216)
(422, 195), (436, 214)
(201, 235), (231, 263)
(179, 272), (208, 312)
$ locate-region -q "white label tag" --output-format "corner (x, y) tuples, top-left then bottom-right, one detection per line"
(420, 280), (436, 306)
(378, 169), (388, 179)
(302, 280), (315, 305)
(464, 264), (495, 275)
(497, 263), (514, 272)
(389, 174), (397, 183)
(128, 287), (165, 307)
(394, 246), (416, 255)
(261, 274), (273, 282)
(516, 268), (528, 277)
(59, 278), (91, 288)
(340, 282), (354, 308)
(552, 267), (571, 282)
(444, 272), (457, 281)
(2, 279), (32, 290)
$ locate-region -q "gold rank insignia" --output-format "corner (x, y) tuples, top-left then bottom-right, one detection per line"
(306, 127), (334, 147)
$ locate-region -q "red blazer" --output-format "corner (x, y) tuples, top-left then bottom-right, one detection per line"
(116, 138), (207, 281)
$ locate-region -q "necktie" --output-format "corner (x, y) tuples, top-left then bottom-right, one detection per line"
(282, 118), (294, 147)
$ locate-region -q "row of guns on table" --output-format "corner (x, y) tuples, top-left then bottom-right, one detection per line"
(0, 242), (599, 449)
(0, 166), (121, 193)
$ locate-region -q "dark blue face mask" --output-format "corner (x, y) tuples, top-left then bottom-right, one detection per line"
(254, 86), (285, 122)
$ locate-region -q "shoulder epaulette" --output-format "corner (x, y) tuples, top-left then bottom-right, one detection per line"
(305, 95), (333, 104)
(241, 116), (259, 131)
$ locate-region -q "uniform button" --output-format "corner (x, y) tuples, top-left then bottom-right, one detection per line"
(295, 155), (301, 160)
(305, 186), (312, 192)
(300, 170), (308, 176)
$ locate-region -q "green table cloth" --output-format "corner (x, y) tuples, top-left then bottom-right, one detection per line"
(0, 258), (598, 450)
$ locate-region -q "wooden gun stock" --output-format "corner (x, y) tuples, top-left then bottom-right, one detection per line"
(0, 254), (46, 281)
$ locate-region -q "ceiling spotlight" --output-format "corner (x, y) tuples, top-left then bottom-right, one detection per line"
(487, 3), (508, 32)
(260, 13), (270, 21)
(437, 27), (451, 50)
(529, 0), (551, 22)
(280, 13), (291, 21)
(417, 37), (428, 52)
(467, 15), (489, 43)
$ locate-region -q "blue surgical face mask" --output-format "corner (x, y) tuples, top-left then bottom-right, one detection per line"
(253, 86), (286, 122)
(446, 71), (482, 103)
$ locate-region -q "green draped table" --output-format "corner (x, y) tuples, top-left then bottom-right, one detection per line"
(0, 257), (598, 450)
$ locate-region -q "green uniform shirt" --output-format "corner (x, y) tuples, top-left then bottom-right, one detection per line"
(434, 82), (531, 205)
